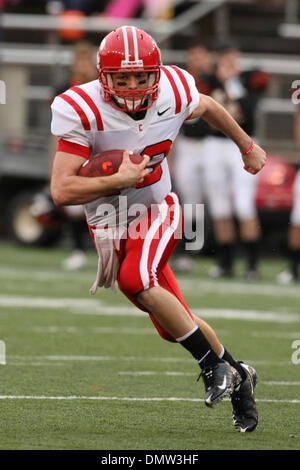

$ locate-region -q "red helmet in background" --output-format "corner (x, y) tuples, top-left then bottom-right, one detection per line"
(97, 26), (161, 112)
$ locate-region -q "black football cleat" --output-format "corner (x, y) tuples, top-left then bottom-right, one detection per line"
(231, 362), (258, 432)
(199, 361), (242, 408)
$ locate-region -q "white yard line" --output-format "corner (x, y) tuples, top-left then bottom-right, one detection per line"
(5, 355), (293, 367)
(32, 326), (155, 335)
(263, 381), (300, 386)
(0, 294), (299, 323)
(0, 295), (100, 311)
(250, 331), (300, 339)
(117, 372), (300, 385)
(177, 278), (300, 298)
(193, 309), (299, 323)
(118, 371), (195, 376)
(0, 395), (298, 404)
(1, 265), (300, 298)
(28, 326), (300, 339)
(7, 355), (194, 363)
(0, 266), (93, 282)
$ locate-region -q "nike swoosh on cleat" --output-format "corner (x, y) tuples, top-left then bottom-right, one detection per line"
(205, 394), (213, 405)
(218, 376), (227, 391)
(239, 427), (248, 433)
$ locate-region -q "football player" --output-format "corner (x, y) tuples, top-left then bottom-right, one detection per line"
(198, 40), (269, 280)
(50, 40), (98, 270)
(50, 26), (265, 431)
(278, 109), (300, 284)
(172, 40), (214, 273)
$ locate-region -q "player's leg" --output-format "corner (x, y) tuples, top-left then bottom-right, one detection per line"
(210, 218), (236, 278)
(172, 136), (205, 272)
(136, 289), (241, 409)
(118, 192), (208, 342)
(154, 264), (247, 380)
(239, 218), (261, 280)
(278, 169), (300, 283)
(153, 263), (222, 353)
(202, 137), (235, 277)
(147, 264), (257, 431)
(118, 193), (241, 407)
(173, 136), (204, 205)
(231, 141), (261, 280)
(287, 224), (300, 280)
(137, 285), (196, 338)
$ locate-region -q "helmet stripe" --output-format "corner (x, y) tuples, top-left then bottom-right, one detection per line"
(121, 26), (129, 61)
(131, 26), (139, 61)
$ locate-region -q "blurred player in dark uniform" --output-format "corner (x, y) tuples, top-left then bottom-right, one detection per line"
(277, 109), (300, 283)
(199, 40), (269, 280)
(50, 40), (98, 270)
(172, 40), (214, 272)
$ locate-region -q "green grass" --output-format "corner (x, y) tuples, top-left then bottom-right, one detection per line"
(0, 241), (299, 450)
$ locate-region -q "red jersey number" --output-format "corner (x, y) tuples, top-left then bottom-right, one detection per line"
(136, 139), (172, 189)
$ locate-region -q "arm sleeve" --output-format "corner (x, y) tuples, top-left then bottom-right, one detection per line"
(51, 96), (91, 151)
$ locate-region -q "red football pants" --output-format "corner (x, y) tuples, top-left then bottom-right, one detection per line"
(89, 192), (194, 342)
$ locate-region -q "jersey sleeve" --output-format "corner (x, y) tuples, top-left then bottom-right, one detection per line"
(160, 66), (200, 119)
(178, 67), (200, 117)
(51, 95), (91, 158)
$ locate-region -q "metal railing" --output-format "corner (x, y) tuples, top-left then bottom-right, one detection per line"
(0, 1), (297, 153)
(1, 42), (300, 73)
(0, 0), (228, 44)
(279, 22), (300, 38)
(278, 0), (300, 38)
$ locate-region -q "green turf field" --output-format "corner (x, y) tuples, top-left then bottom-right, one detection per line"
(0, 241), (299, 450)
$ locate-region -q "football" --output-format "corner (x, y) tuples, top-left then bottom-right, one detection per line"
(78, 149), (144, 177)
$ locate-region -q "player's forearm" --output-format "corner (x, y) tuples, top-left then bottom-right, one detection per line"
(51, 173), (123, 206)
(201, 96), (252, 153)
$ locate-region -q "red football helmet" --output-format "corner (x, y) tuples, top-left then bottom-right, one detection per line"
(98, 26), (161, 112)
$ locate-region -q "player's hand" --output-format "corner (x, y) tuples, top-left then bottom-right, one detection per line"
(242, 143), (267, 175)
(118, 150), (150, 188)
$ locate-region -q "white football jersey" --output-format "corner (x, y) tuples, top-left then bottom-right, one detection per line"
(51, 66), (199, 227)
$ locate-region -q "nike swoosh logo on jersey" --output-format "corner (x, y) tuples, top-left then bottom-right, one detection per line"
(157, 107), (171, 116)
(218, 376), (227, 391)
